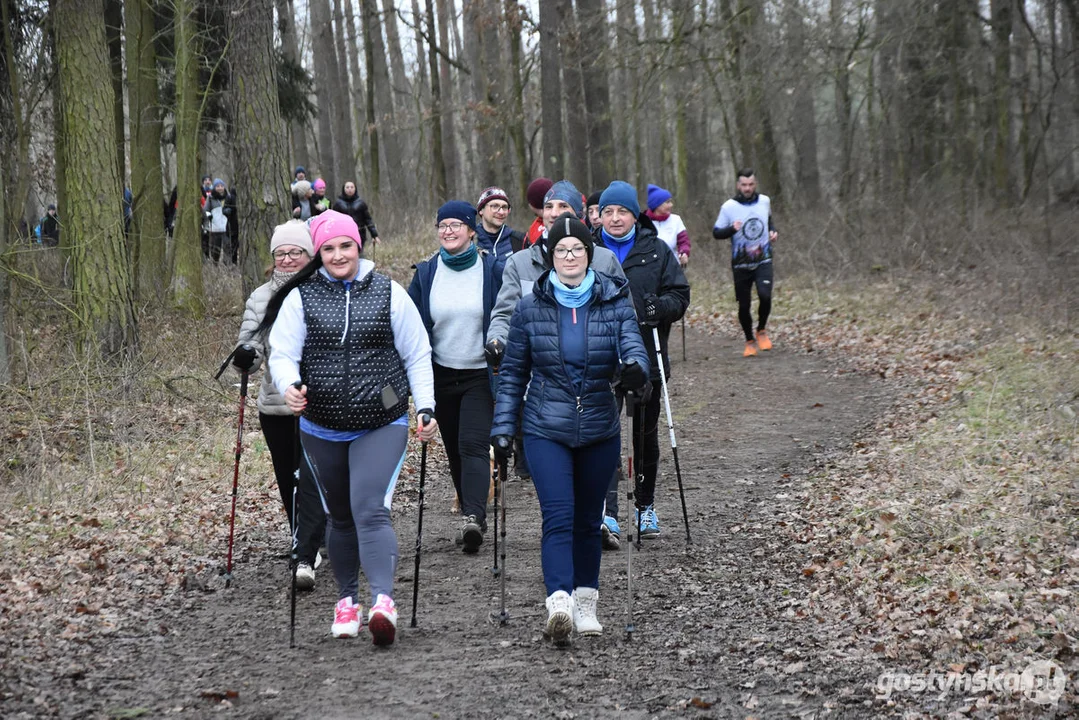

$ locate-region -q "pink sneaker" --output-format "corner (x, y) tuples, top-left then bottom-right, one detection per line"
(367, 594), (398, 646)
(331, 597), (361, 638)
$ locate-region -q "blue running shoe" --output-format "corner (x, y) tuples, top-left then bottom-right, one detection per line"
(601, 515), (621, 550)
(638, 506), (660, 538)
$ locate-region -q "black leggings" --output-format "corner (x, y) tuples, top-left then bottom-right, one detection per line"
(433, 365), (494, 524)
(259, 412), (326, 565)
(733, 264), (773, 341)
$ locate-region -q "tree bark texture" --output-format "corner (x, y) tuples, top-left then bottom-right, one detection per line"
(104, 0), (126, 187)
(229, 0), (291, 298)
(275, 0), (309, 168)
(558, 0), (588, 189)
(310, 0), (339, 188)
(577, 0), (614, 189)
(538, 0), (563, 180)
(170, 0), (207, 316)
(125, 0), (167, 303)
(426, 0), (448, 198)
(331, 0), (357, 186)
(55, 0), (138, 357)
(342, 0), (369, 188)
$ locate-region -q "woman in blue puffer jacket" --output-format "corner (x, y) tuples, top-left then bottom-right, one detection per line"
(491, 213), (650, 645)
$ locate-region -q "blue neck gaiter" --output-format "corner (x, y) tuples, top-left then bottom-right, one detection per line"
(439, 242), (478, 270)
(549, 269), (595, 309)
(601, 226), (637, 264)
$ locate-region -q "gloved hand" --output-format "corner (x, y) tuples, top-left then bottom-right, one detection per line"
(625, 380), (653, 406)
(641, 293), (661, 327)
(492, 435), (514, 462)
(484, 339), (505, 368)
(620, 360), (648, 392)
(232, 344), (257, 372)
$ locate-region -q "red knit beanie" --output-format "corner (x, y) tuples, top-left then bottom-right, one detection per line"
(526, 177), (554, 210)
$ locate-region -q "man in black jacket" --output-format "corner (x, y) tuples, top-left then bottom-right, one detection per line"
(595, 180), (689, 542)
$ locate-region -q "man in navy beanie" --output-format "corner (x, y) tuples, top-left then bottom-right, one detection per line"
(595, 180), (689, 545)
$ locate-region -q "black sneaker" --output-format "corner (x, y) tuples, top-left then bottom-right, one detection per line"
(461, 515), (483, 554)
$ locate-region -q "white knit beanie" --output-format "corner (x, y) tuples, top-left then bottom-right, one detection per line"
(270, 220), (314, 256)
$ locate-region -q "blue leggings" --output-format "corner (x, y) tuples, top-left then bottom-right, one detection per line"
(524, 434), (621, 596)
(301, 424), (407, 606)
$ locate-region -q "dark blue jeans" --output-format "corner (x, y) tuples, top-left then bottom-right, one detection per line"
(524, 434), (620, 596)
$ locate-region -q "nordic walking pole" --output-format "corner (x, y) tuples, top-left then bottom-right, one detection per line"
(289, 385), (302, 648)
(223, 368), (250, 588)
(653, 327), (691, 546)
(493, 446), (510, 626)
(409, 412), (432, 628)
(491, 458), (500, 576)
(624, 401), (636, 639)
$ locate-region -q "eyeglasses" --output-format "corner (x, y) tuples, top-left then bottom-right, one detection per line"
(553, 245), (588, 259)
(437, 222), (468, 234)
(272, 249), (307, 260)
(486, 203), (510, 213)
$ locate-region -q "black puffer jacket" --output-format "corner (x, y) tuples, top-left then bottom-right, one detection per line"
(491, 270), (649, 448)
(332, 191), (379, 244)
(596, 215), (690, 379)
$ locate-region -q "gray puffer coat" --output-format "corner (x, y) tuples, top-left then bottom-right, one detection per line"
(237, 274), (292, 415)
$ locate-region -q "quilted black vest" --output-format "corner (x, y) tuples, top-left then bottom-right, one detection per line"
(297, 270), (410, 430)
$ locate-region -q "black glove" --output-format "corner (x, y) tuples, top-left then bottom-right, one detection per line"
(232, 344), (257, 372)
(484, 339), (505, 368)
(625, 380), (653, 406)
(492, 435), (514, 462)
(641, 293), (661, 327)
(620, 360), (648, 392)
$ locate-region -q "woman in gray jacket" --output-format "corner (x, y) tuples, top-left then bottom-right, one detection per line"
(233, 220), (325, 589)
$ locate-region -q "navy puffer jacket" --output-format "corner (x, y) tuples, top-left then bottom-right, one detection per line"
(491, 270), (650, 448)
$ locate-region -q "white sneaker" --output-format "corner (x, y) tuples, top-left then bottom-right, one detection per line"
(572, 587), (602, 636)
(544, 590), (573, 643)
(295, 562), (315, 590)
(368, 594), (398, 646)
(314, 550), (323, 570)
(331, 597), (361, 638)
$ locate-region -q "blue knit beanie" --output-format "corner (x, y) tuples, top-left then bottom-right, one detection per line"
(436, 200), (477, 230)
(543, 180), (584, 219)
(646, 184), (672, 211)
(213, 178), (226, 189)
(599, 181), (640, 218)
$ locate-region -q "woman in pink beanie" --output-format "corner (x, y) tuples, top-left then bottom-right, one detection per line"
(255, 209), (439, 646)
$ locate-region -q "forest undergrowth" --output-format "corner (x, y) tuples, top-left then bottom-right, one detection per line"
(1, 203), (1076, 716)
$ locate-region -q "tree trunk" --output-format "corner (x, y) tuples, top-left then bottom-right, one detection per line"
(505, 0), (529, 198)
(55, 0), (138, 357)
(2, 0), (32, 241)
(275, 0), (309, 168)
(831, 0), (854, 201)
(538, 0), (563, 179)
(381, 0), (413, 98)
(170, 0), (206, 316)
(991, 0), (1014, 197)
(578, 0), (614, 189)
(310, 0), (339, 187)
(331, 0), (356, 185)
(615, 0), (640, 185)
(786, 0), (821, 207)
(359, 0), (381, 195)
(558, 0), (588, 188)
(426, 0), (448, 198)
(230, 0), (292, 297)
(343, 0), (369, 188)
(125, 0), (167, 304)
(436, 0), (459, 195)
(104, 0), (126, 187)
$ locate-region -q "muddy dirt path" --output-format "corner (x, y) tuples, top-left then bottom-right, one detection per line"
(71, 327), (891, 719)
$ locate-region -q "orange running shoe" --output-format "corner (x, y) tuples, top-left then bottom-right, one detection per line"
(743, 340), (758, 357)
(756, 330), (772, 351)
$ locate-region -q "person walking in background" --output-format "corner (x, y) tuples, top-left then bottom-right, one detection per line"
(711, 169), (777, 357)
(263, 210), (438, 646)
(291, 180), (323, 221)
(332, 181), (381, 247)
(232, 220), (325, 589)
(595, 180), (690, 542)
(491, 214), (650, 643)
(408, 201), (502, 554)
(485, 180), (626, 481)
(645, 184), (690, 268)
(311, 179), (331, 214)
(41, 204), (60, 247)
(474, 186), (524, 277)
(203, 178), (234, 263)
(585, 191), (602, 231)
(523, 177), (553, 249)
(292, 166), (307, 187)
